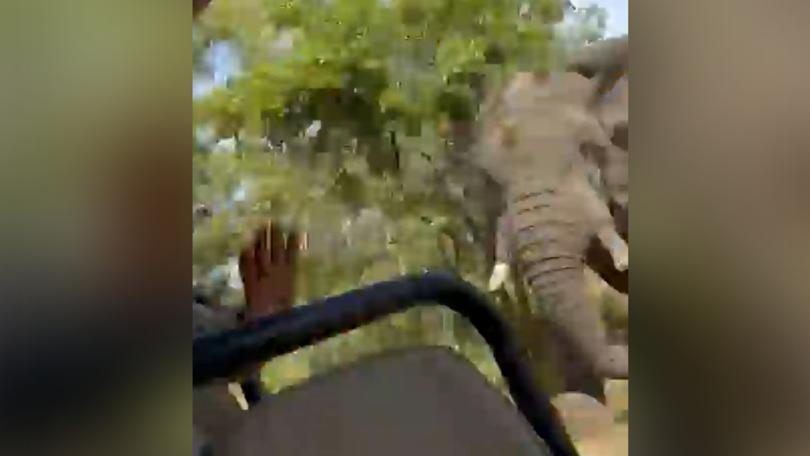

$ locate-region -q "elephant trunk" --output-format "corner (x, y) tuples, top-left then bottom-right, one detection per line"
(507, 181), (628, 380)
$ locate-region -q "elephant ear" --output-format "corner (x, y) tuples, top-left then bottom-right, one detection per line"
(585, 68), (629, 218)
(594, 76), (629, 151)
(567, 37), (628, 81)
(542, 72), (615, 150)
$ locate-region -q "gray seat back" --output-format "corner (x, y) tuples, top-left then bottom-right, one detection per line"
(209, 347), (551, 456)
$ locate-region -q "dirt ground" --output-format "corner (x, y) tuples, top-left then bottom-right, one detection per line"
(553, 380), (629, 456)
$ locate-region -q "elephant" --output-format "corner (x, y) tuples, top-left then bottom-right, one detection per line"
(477, 67), (629, 404)
(482, 37), (629, 400)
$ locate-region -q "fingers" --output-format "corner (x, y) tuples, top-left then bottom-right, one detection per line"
(239, 223), (263, 281)
(244, 221), (299, 274)
(238, 245), (253, 282)
(285, 230), (300, 265)
(269, 222), (285, 265)
(272, 223), (300, 265)
(254, 224), (269, 276)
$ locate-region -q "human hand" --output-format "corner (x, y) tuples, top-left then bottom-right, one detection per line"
(238, 222), (300, 320)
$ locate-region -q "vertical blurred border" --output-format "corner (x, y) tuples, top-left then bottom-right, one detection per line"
(2, 0), (810, 455)
(632, 1), (810, 454)
(0, 1), (192, 455)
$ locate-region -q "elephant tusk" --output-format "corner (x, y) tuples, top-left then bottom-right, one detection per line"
(488, 262), (511, 291)
(611, 233), (629, 272)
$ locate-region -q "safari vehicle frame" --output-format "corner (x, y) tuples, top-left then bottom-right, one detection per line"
(193, 272), (581, 456)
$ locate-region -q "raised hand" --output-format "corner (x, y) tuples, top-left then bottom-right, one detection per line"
(238, 222), (300, 320)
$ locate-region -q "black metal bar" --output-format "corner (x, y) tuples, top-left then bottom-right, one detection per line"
(239, 375), (264, 407)
(193, 271), (579, 456)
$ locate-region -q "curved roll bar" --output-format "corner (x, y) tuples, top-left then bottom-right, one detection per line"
(193, 272), (580, 456)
